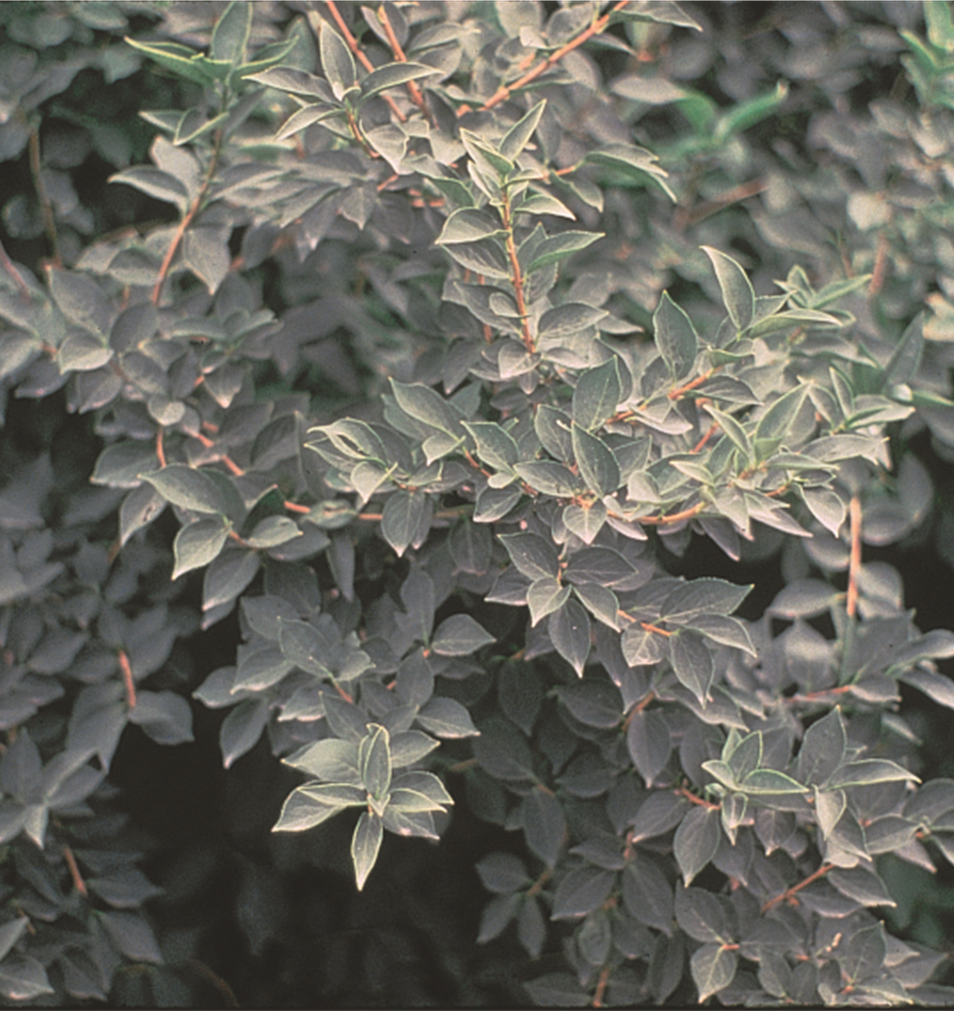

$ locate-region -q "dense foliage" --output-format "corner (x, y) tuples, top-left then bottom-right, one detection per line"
(3, 0), (954, 1006)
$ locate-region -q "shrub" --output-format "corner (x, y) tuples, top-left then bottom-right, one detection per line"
(2, 1), (954, 1005)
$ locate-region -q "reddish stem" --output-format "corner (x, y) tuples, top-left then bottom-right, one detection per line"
(377, 5), (430, 120)
(323, 1), (406, 122)
(62, 845), (88, 897)
(691, 422), (719, 454)
(676, 786), (719, 810)
(480, 0), (630, 110)
(846, 496), (861, 619)
(762, 863), (833, 912)
(118, 650), (136, 709)
(500, 190), (533, 352)
(591, 964), (611, 1009)
(153, 134), (222, 304)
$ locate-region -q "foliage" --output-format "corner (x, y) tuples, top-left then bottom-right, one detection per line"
(2, 0), (954, 1006)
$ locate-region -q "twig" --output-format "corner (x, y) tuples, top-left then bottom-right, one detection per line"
(156, 428), (167, 468)
(377, 4), (431, 122)
(788, 684), (852, 705)
(762, 863), (833, 912)
(622, 691), (655, 731)
(591, 964), (611, 1009)
(187, 960), (239, 1010)
(668, 368), (717, 401)
(526, 866), (552, 898)
(691, 422), (719, 454)
(62, 845), (88, 897)
(152, 133), (223, 304)
(192, 431), (244, 477)
(676, 178), (767, 230)
(480, 0), (631, 111)
(869, 231), (889, 297)
(323, 1), (406, 122)
(846, 496), (862, 619)
(118, 650), (136, 709)
(676, 785), (719, 809)
(634, 500), (705, 526)
(500, 189), (533, 352)
(29, 129), (61, 267)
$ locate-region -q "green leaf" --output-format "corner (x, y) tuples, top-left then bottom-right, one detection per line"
(285, 738), (361, 782)
(390, 379), (462, 436)
(58, 332), (112, 373)
(278, 617), (333, 678)
(673, 805), (720, 884)
(522, 789), (566, 868)
(431, 614), (495, 656)
(616, 1), (703, 32)
(535, 405), (574, 462)
(828, 760), (919, 789)
(661, 578), (752, 624)
(528, 577), (571, 626)
(691, 943), (738, 1004)
(525, 231), (602, 274)
(203, 550), (261, 614)
(109, 166), (189, 212)
(702, 247), (755, 331)
(381, 490), (425, 557)
(739, 769), (808, 796)
(800, 486), (846, 537)
(124, 37), (218, 87)
(462, 421), (518, 471)
(548, 599), (591, 676)
(556, 679), (622, 728)
(551, 866), (616, 919)
(670, 630), (713, 705)
(183, 227), (231, 295)
(141, 465), (232, 515)
(361, 725), (391, 802)
(514, 460), (582, 497)
(571, 424), (620, 496)
(360, 61), (437, 100)
(572, 358), (622, 431)
(754, 385), (810, 447)
(351, 811), (384, 890)
(0, 920), (28, 966)
(211, 1), (251, 65)
(320, 22), (357, 101)
(537, 303), (607, 342)
(584, 144), (674, 198)
(275, 103), (343, 140)
(562, 501), (607, 545)
(627, 709), (671, 787)
(172, 517), (229, 579)
(272, 787), (346, 832)
(515, 191), (576, 219)
(654, 292), (697, 381)
(883, 315), (924, 388)
(246, 515), (303, 549)
(220, 699), (270, 768)
(500, 99), (547, 161)
(572, 582), (619, 629)
(416, 697), (479, 738)
(436, 208), (506, 245)
(926, 0), (954, 50)
(715, 81), (788, 141)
